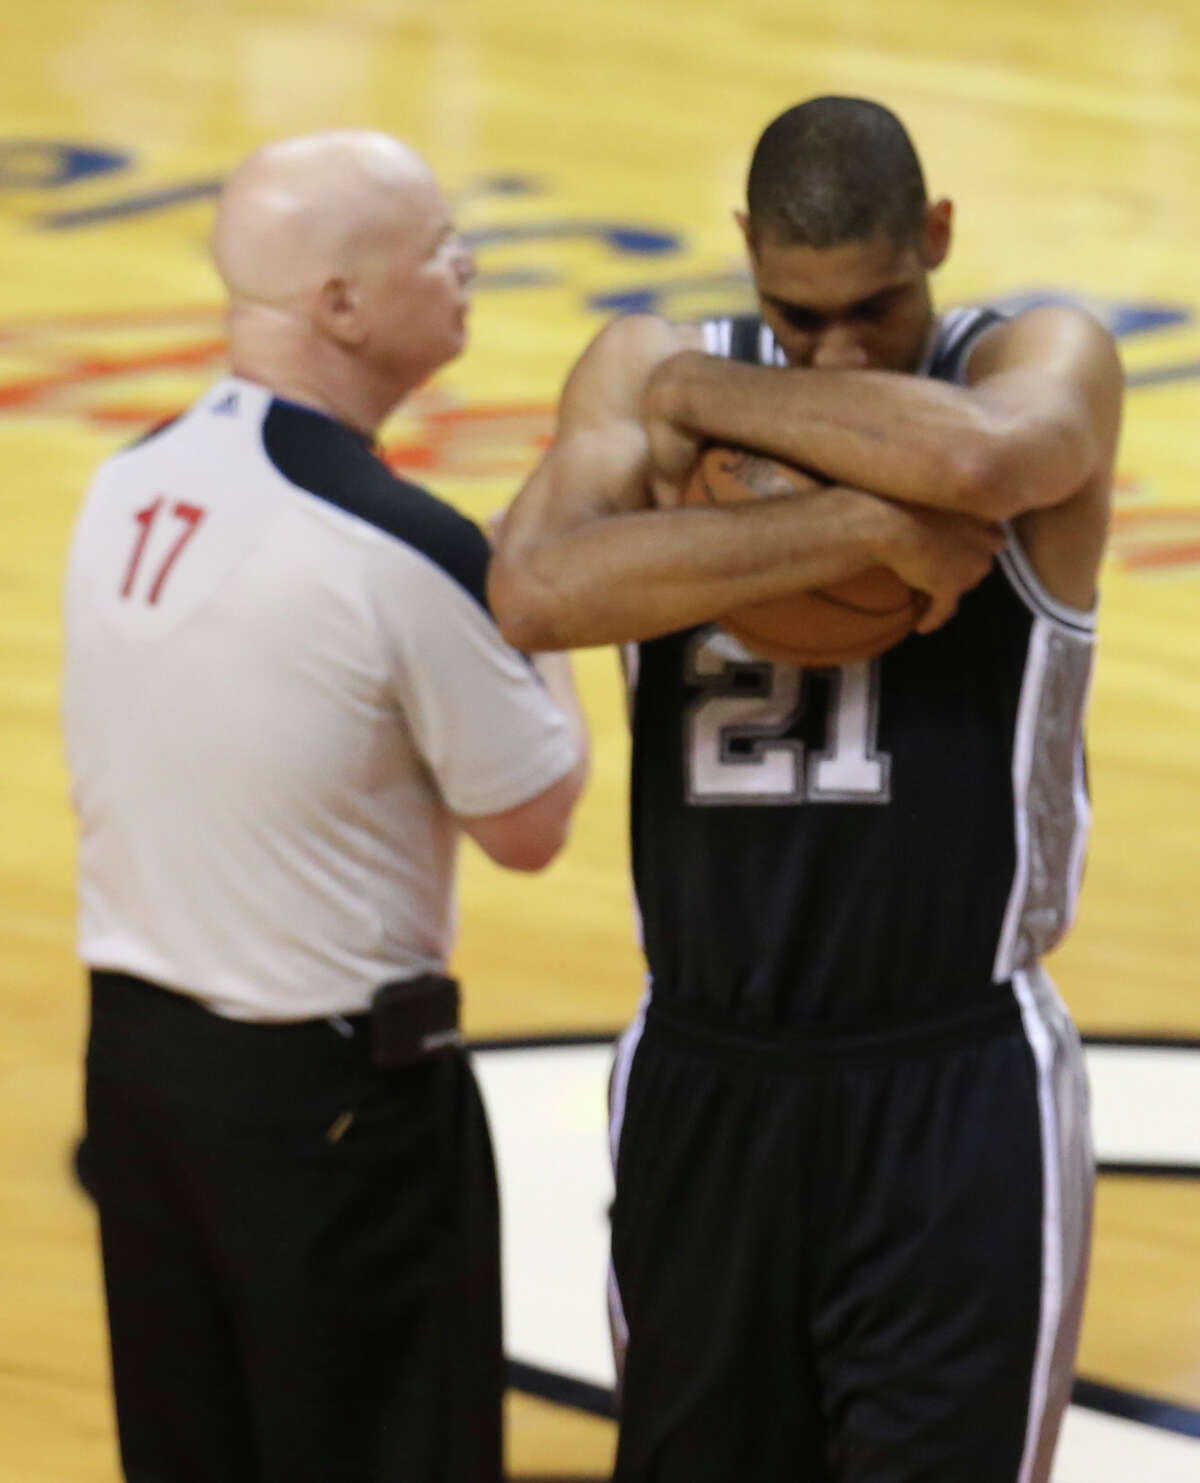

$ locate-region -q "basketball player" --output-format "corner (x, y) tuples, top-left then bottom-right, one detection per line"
(64, 132), (587, 1483)
(490, 97), (1122, 1482)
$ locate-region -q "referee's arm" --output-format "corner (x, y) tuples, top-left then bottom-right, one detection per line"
(457, 760), (584, 871)
(455, 645), (588, 871)
(375, 500), (588, 874)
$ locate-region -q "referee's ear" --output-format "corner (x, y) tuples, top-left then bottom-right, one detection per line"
(315, 276), (369, 348)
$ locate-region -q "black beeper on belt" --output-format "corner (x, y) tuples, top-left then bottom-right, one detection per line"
(369, 973), (462, 1069)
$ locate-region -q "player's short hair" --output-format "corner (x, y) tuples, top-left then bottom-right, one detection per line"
(746, 97), (928, 251)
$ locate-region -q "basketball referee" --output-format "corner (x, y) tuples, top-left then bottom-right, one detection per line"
(64, 132), (587, 1483)
(492, 98), (1121, 1483)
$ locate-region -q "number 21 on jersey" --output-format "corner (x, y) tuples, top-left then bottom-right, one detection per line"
(685, 629), (891, 805)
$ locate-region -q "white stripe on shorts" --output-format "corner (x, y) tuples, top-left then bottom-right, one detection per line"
(1012, 967), (1094, 1483)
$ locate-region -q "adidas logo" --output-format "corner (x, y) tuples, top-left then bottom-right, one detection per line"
(212, 391), (239, 416)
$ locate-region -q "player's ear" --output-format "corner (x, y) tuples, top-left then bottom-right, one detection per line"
(314, 276), (368, 346)
(734, 210), (756, 260)
(920, 199), (953, 271)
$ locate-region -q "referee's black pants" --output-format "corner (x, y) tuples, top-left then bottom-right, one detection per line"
(85, 970), (503, 1483)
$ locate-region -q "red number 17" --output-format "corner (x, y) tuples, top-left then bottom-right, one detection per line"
(120, 498), (207, 604)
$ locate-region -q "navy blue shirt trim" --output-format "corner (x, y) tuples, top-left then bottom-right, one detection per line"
(261, 398), (491, 613)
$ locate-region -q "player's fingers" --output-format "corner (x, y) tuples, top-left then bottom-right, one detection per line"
(917, 588), (957, 633)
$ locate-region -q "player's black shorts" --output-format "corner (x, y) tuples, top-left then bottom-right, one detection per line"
(609, 971), (1092, 1483)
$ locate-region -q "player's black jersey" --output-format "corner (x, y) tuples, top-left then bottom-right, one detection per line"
(628, 310), (1096, 1029)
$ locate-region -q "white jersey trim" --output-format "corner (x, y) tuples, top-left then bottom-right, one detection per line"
(936, 307), (997, 383)
(995, 620), (1051, 981)
(999, 536), (1097, 635)
(1067, 711), (1094, 927)
(923, 312), (1099, 638)
(621, 641), (640, 729)
(702, 319), (732, 357)
(993, 617), (1092, 983)
(758, 321), (787, 366)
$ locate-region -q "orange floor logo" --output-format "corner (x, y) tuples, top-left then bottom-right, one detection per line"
(0, 306), (555, 478)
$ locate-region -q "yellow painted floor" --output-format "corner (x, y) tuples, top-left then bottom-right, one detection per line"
(2, 0), (1199, 1476)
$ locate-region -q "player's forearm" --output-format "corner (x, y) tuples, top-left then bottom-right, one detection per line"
(646, 352), (1013, 515)
(489, 491), (894, 651)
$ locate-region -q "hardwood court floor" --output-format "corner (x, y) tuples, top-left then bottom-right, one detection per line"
(1, 0), (1199, 1476)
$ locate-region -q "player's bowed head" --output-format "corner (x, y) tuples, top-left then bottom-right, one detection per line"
(210, 130), (476, 435)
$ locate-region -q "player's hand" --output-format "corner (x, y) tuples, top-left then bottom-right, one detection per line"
(878, 504), (1006, 633)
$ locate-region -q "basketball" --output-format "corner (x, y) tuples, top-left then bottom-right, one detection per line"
(683, 444), (924, 666)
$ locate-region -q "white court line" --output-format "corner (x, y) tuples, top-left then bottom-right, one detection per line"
(1055, 1406), (1200, 1481)
(477, 1046), (615, 1385)
(1086, 1045), (1200, 1167)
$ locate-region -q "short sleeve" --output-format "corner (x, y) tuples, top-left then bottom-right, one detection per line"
(370, 528), (578, 818)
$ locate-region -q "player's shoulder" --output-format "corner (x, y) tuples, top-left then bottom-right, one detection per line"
(590, 312), (701, 355)
(262, 397), (490, 612)
(964, 300), (1120, 384)
(575, 313), (701, 379)
(562, 314), (704, 425)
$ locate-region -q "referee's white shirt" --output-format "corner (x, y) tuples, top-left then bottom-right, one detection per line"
(64, 378), (579, 1022)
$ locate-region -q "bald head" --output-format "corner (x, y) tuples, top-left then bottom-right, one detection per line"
(212, 131), (439, 308)
(212, 131), (475, 430)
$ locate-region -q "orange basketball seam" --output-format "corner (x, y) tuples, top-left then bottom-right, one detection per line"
(808, 587), (916, 618)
